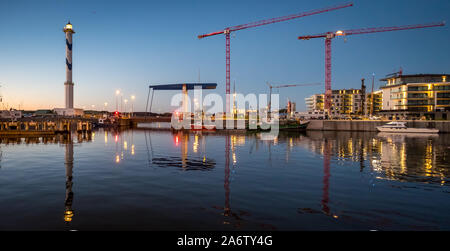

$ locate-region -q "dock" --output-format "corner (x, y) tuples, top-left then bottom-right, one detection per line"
(0, 117), (93, 136)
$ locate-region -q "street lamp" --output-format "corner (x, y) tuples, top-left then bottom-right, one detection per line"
(130, 95), (135, 117)
(124, 99), (128, 117)
(115, 90), (120, 112)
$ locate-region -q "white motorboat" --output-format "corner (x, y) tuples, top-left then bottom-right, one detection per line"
(376, 121), (439, 133)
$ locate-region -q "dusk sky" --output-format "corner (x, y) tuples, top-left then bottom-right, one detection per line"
(0, 0), (449, 112)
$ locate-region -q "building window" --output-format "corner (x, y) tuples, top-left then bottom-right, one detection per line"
(437, 100), (450, 105)
(435, 85), (450, 91)
(408, 86), (428, 91)
(408, 93), (428, 98)
(408, 100), (429, 105)
(437, 93), (450, 98)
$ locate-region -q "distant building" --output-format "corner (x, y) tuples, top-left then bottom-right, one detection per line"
(54, 108), (84, 117)
(287, 100), (296, 116)
(304, 73), (450, 120)
(380, 74), (450, 112)
(305, 88), (364, 117)
(34, 109), (55, 117)
(83, 110), (108, 119)
(305, 94), (323, 111)
(0, 110), (22, 119)
(294, 110), (326, 120)
(365, 90), (383, 116)
(22, 110), (34, 117)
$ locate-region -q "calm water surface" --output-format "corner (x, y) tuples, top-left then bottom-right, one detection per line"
(0, 129), (449, 230)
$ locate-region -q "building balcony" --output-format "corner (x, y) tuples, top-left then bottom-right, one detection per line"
(407, 94), (430, 99)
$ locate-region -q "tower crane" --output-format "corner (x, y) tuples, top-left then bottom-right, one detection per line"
(266, 82), (321, 113)
(197, 2), (353, 114)
(298, 21), (445, 115)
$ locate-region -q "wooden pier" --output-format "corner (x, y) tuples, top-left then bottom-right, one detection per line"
(0, 118), (93, 136)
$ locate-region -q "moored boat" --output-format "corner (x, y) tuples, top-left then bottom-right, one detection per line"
(277, 120), (309, 131)
(256, 119), (309, 131)
(376, 121), (439, 133)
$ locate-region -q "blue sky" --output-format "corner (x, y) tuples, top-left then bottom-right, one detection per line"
(0, 0), (449, 112)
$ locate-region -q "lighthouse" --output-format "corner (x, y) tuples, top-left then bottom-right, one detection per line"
(55, 22), (83, 116)
(63, 21), (75, 109)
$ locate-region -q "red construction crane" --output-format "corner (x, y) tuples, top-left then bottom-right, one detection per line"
(198, 2), (354, 113)
(298, 21), (445, 115)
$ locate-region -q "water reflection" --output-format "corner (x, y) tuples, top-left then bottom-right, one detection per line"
(0, 128), (449, 230)
(248, 131), (442, 186)
(322, 138), (331, 216)
(0, 135), (76, 145)
(63, 133), (92, 227)
(0, 133), (92, 227)
(217, 134), (271, 229)
(299, 131), (450, 185)
(78, 130), (450, 229)
(63, 136), (74, 224)
(144, 131), (216, 170)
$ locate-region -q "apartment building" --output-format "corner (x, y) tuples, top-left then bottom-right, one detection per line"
(380, 74), (450, 112)
(305, 89), (364, 117)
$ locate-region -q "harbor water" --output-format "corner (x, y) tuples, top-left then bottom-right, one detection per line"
(0, 129), (449, 230)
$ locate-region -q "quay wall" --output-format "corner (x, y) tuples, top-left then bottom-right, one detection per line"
(306, 120), (450, 133)
(134, 118), (450, 133)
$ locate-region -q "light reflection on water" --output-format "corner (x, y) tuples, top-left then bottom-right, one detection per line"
(0, 129), (449, 230)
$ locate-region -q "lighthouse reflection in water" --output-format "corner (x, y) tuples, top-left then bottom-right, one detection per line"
(0, 129), (448, 230)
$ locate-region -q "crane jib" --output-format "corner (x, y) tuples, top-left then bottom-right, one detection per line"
(197, 2), (354, 38)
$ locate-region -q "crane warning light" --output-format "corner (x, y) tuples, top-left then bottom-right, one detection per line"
(336, 30), (344, 36)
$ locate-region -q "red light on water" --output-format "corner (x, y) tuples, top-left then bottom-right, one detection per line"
(115, 135), (119, 142)
(175, 136), (179, 146)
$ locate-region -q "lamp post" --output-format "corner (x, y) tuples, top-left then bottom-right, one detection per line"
(124, 99), (128, 118)
(0, 82), (2, 103)
(104, 102), (108, 118)
(130, 95), (135, 117)
(115, 90), (120, 112)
